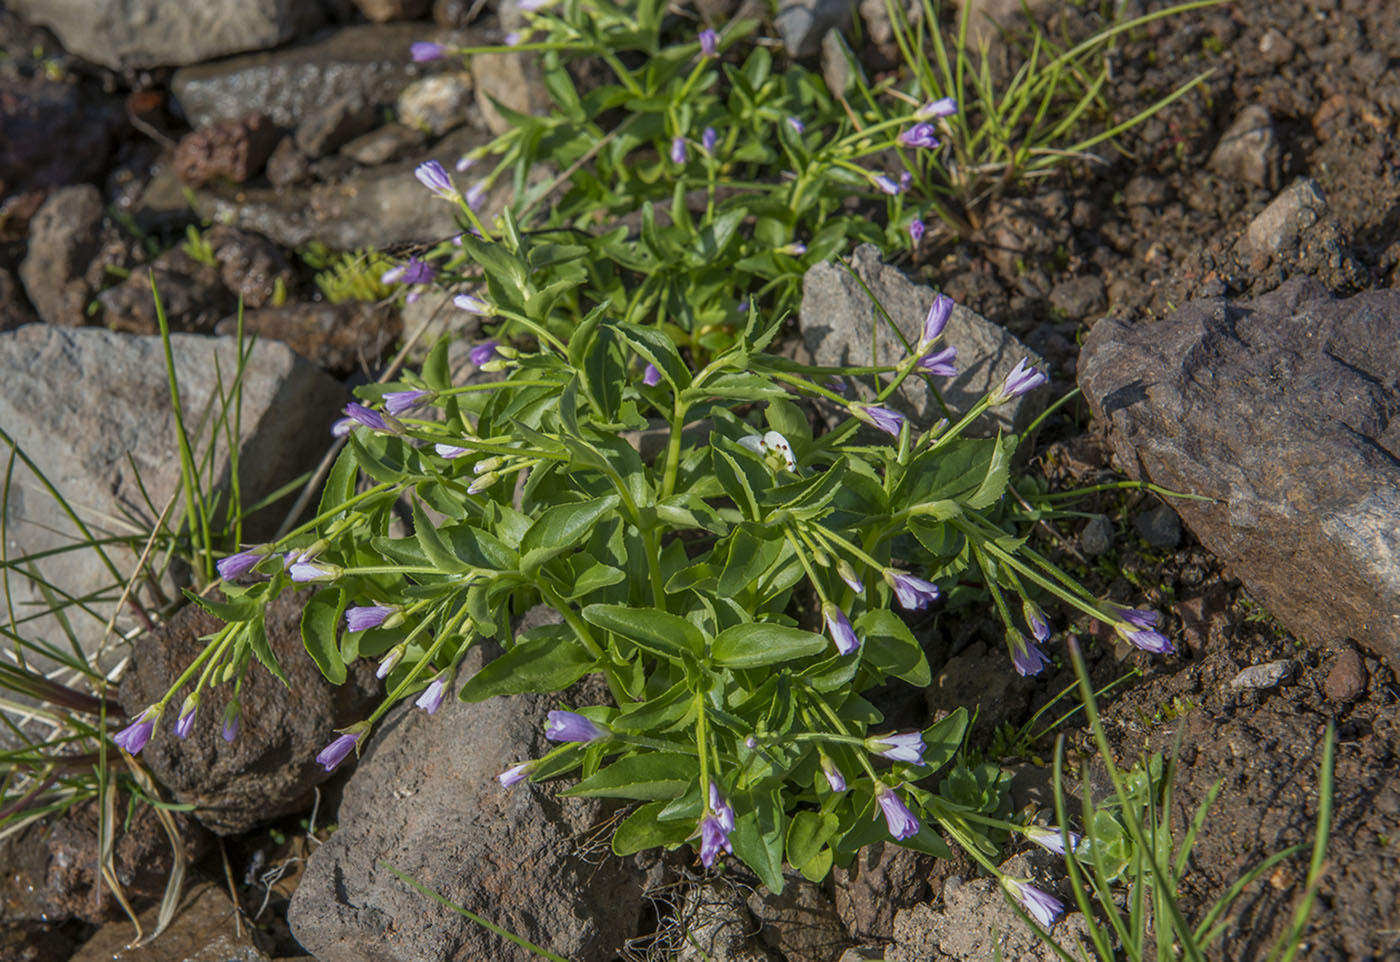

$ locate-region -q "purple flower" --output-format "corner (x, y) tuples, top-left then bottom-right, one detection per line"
(1113, 606), (1161, 629)
(331, 417), (353, 437)
(917, 96), (958, 119)
(504, 31), (524, 46)
(822, 757), (847, 792)
(499, 761), (535, 788)
(376, 646), (404, 679)
(836, 560), (864, 595)
(1117, 623), (1176, 655)
(1012, 637), (1051, 676)
(909, 218), (925, 243)
(702, 127), (717, 152)
(455, 294), (492, 316)
(216, 548), (264, 580)
(993, 357), (1048, 403)
(854, 404), (906, 437)
(289, 560), (339, 583)
(822, 602), (861, 655)
(876, 785), (921, 840)
(344, 402), (389, 432)
(545, 709), (608, 743)
(382, 257), (435, 287)
(898, 122), (941, 149)
(920, 292), (954, 347)
(917, 345), (958, 377)
(1003, 878), (1063, 928)
(221, 702), (240, 743)
(873, 173), (903, 195)
(384, 389), (432, 416)
(825, 376), (848, 396)
(670, 136), (687, 165)
(709, 781), (735, 832)
(316, 732), (361, 772)
(415, 161), (457, 200)
(900, 170), (912, 192)
(870, 731), (926, 764)
(415, 676), (447, 715)
(114, 706), (160, 754)
(465, 180), (488, 210)
(699, 28), (718, 57)
(435, 443), (470, 458)
(174, 699), (197, 740)
(883, 569), (940, 611)
(1023, 601), (1051, 642)
(455, 154), (476, 173)
(346, 604), (395, 632)
(698, 810), (733, 866)
(1026, 826), (1082, 855)
(786, 116), (805, 135)
(411, 41), (447, 62)
(642, 363), (662, 387)
(777, 241), (807, 257)
(469, 338), (500, 364)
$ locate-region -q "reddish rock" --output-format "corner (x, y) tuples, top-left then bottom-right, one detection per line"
(205, 225), (296, 309)
(1324, 648), (1367, 702)
(173, 113), (281, 187)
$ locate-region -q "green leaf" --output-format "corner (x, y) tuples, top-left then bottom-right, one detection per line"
(317, 444), (359, 520)
(786, 810), (839, 870)
(616, 321), (691, 390)
(422, 336), (451, 391)
(612, 801), (695, 856)
(564, 753), (696, 800)
(717, 523), (784, 597)
(582, 604), (706, 658)
(922, 707), (968, 774)
(711, 622), (828, 669)
(457, 632), (596, 701)
(712, 447), (761, 520)
(181, 587), (256, 624)
(692, 207), (746, 265)
(562, 556), (626, 600)
(731, 788), (785, 893)
(519, 495), (620, 574)
(412, 497), (472, 573)
(614, 680), (694, 733)
(897, 824), (954, 860)
(858, 609), (931, 686)
(244, 613), (289, 687)
(967, 433), (1013, 509)
(301, 587), (347, 685)
(764, 398), (812, 448)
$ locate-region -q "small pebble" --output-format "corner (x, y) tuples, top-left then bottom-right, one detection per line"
(1134, 501), (1182, 549)
(1081, 514), (1114, 556)
(1229, 659), (1297, 690)
(1323, 648), (1366, 701)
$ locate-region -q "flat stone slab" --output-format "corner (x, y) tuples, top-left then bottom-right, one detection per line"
(1078, 277), (1400, 665)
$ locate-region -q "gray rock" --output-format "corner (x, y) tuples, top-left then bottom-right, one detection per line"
(1048, 275), (1106, 321)
(287, 643), (643, 962)
(340, 122), (426, 166)
(1080, 514), (1114, 556)
(1228, 659), (1298, 690)
(957, 0), (1054, 50)
(1134, 501), (1181, 549)
(775, 0), (858, 57)
(834, 842), (928, 941)
(267, 135), (313, 188)
(192, 127), (492, 250)
(1257, 27), (1295, 65)
(6, 0), (324, 70)
(0, 326), (345, 667)
(1243, 178), (1328, 260)
(798, 244), (1047, 437)
(119, 592), (381, 834)
(676, 882), (779, 962)
(398, 72), (476, 136)
(887, 866), (1087, 962)
(172, 24), (455, 129)
(838, 950), (886, 962)
(1078, 277), (1400, 665)
(67, 882), (269, 962)
(296, 91), (380, 159)
(746, 877), (849, 962)
(19, 184), (105, 327)
(0, 268), (36, 333)
(1208, 104), (1280, 190)
(472, 49), (550, 136)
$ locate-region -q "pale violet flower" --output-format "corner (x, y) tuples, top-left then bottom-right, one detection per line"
(415, 676), (447, 714)
(411, 41), (447, 62)
(414, 161), (457, 201)
(316, 732), (360, 772)
(876, 785), (921, 840)
(869, 731), (926, 764)
(114, 705), (161, 754)
(545, 710), (608, 742)
(1003, 877), (1063, 928)
(917, 96), (958, 119)
(823, 602), (861, 655)
(883, 569), (940, 610)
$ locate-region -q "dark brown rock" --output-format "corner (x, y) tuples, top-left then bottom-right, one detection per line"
(1173, 584), (1232, 652)
(287, 642), (644, 962)
(0, 76), (124, 195)
(833, 843), (929, 941)
(18, 185), (105, 327)
(351, 0), (431, 20)
(1324, 648), (1367, 702)
(1078, 277), (1400, 666)
(1048, 275), (1106, 321)
(339, 123), (425, 166)
(98, 249), (234, 335)
(0, 922), (76, 962)
(66, 881), (268, 962)
(0, 796), (205, 924)
(745, 879), (849, 962)
(118, 592), (381, 835)
(206, 226), (296, 309)
(294, 92), (378, 159)
(217, 301), (401, 371)
(0, 267), (36, 332)
(173, 113), (282, 188)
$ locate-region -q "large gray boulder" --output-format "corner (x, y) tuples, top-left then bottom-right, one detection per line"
(7, 0), (326, 71)
(1078, 277), (1400, 665)
(798, 244), (1047, 437)
(288, 643), (644, 962)
(0, 326), (345, 668)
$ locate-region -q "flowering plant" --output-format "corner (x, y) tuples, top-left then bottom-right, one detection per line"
(119, 246), (1173, 894)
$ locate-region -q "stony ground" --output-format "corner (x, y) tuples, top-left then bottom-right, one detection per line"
(1, 0), (1398, 959)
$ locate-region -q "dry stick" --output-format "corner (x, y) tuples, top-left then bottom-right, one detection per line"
(93, 488), (181, 673)
(218, 837), (244, 938)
